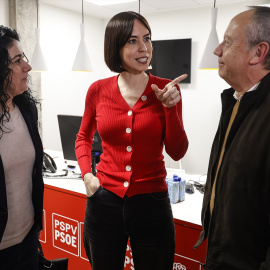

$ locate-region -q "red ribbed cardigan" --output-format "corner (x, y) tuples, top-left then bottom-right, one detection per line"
(75, 73), (188, 198)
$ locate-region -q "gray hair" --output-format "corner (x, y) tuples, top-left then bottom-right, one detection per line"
(246, 6), (270, 69)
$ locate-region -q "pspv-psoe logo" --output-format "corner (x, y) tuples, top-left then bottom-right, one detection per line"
(52, 213), (79, 256)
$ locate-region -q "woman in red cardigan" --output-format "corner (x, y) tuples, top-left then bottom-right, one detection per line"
(75, 11), (188, 270)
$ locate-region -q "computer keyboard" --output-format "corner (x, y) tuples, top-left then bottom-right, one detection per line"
(44, 175), (82, 180)
(43, 171), (82, 180)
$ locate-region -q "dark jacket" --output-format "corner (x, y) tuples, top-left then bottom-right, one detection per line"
(194, 72), (270, 270)
(0, 95), (44, 243)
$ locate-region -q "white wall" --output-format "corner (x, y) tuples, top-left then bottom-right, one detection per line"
(36, 1), (266, 174)
(0, 0), (9, 26)
(39, 4), (113, 158)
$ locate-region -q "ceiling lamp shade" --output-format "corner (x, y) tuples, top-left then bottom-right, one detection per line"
(199, 7), (220, 70)
(72, 23), (92, 71)
(31, 28), (48, 71)
(72, 0), (92, 72)
(31, 0), (48, 72)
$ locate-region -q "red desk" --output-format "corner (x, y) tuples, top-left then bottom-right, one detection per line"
(41, 174), (206, 270)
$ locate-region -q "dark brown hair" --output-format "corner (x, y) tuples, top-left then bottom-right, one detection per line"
(104, 11), (152, 73)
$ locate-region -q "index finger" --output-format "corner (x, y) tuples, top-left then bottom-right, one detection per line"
(167, 74), (188, 87)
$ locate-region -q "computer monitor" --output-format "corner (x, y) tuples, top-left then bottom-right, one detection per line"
(151, 38), (191, 83)
(57, 115), (102, 170)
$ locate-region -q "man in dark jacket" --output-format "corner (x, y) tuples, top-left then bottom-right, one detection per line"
(194, 6), (270, 270)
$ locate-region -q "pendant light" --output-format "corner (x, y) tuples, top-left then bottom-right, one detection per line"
(199, 0), (220, 70)
(72, 0), (92, 72)
(31, 0), (48, 71)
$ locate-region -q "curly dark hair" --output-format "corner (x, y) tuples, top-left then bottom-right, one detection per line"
(0, 25), (38, 138)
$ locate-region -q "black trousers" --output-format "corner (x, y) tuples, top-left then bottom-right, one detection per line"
(0, 223), (39, 270)
(83, 187), (175, 270)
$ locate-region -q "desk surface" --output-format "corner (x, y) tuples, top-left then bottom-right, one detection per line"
(43, 150), (205, 226)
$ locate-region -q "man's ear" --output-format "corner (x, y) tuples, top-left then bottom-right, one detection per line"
(250, 42), (269, 65)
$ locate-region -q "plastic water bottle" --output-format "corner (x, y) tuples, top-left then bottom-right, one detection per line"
(168, 175), (180, 204)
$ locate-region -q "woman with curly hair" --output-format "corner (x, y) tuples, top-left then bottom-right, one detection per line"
(0, 25), (44, 270)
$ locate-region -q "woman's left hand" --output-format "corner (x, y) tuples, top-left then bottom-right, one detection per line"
(151, 74), (188, 108)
